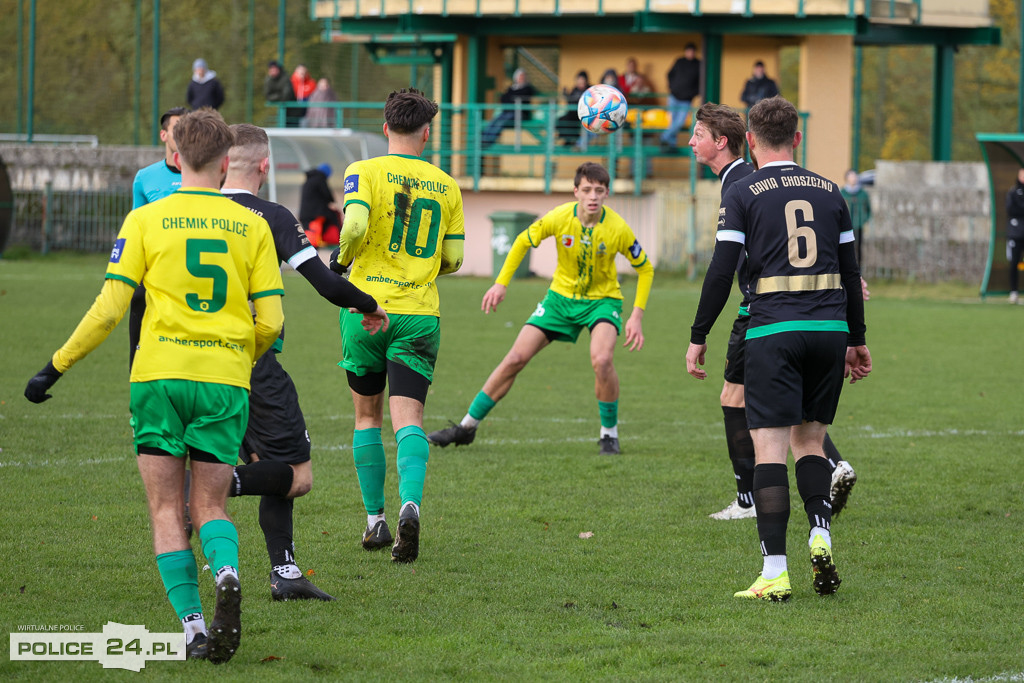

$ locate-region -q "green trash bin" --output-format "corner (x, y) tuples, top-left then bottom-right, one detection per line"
(489, 211), (536, 279)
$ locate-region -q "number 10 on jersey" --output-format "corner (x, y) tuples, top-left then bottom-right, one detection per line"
(390, 192), (441, 259)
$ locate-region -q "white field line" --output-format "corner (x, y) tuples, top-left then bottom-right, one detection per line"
(2, 420), (1020, 467)
(928, 673), (1024, 683)
(8, 411), (1024, 438)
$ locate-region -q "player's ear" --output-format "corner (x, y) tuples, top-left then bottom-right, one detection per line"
(172, 151), (181, 170)
(792, 130), (802, 150)
(259, 158), (270, 175)
(383, 122), (390, 139)
(422, 125), (430, 143)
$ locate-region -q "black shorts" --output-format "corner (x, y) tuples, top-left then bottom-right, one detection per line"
(723, 314), (749, 385)
(744, 330), (847, 429)
(346, 360), (431, 404)
(241, 352), (311, 465)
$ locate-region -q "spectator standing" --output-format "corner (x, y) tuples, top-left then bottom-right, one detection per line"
(264, 60), (296, 126)
(291, 65), (317, 126)
(186, 58), (225, 111)
(740, 60), (780, 108)
(600, 69), (619, 88)
(661, 42), (702, 153)
(841, 169), (871, 266)
(304, 78), (338, 129)
(1006, 168), (1024, 303)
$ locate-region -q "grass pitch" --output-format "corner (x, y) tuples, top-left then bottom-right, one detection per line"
(1, 254), (1023, 681)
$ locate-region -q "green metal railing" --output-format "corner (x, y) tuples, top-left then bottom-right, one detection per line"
(269, 100), (809, 195)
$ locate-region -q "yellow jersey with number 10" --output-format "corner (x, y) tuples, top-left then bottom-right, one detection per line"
(105, 188), (285, 389)
(342, 154), (465, 316)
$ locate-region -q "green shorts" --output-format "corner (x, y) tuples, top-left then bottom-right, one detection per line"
(129, 380), (249, 466)
(339, 311), (441, 383)
(526, 290), (623, 343)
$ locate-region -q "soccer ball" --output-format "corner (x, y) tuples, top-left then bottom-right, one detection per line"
(577, 84), (628, 134)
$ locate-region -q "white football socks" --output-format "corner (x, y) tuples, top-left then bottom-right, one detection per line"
(272, 563), (302, 580)
(182, 613), (206, 642)
(762, 555), (788, 580)
(368, 513), (386, 527)
(809, 527), (832, 548)
(600, 425), (618, 439)
(215, 566), (238, 585)
(461, 414), (480, 428)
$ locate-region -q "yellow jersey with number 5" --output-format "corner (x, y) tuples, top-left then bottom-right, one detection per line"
(105, 188), (284, 388)
(342, 154), (465, 316)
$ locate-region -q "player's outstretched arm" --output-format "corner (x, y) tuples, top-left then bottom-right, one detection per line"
(25, 278), (135, 403)
(623, 307), (645, 351)
(685, 342), (708, 380)
(845, 345), (872, 384)
(481, 283), (507, 314)
(298, 253), (378, 311)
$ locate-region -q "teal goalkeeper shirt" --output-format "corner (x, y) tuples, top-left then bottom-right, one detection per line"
(132, 159), (182, 209)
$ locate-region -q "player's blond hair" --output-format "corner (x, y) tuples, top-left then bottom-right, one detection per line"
(228, 123), (269, 175)
(174, 108), (235, 173)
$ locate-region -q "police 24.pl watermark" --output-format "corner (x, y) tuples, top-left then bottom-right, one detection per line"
(10, 622), (184, 671)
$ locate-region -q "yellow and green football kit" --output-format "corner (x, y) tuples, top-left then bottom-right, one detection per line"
(336, 153), (465, 317)
(498, 201), (653, 337)
(51, 187), (285, 462)
(106, 188), (285, 388)
(459, 201), (654, 445)
(335, 152), (465, 519)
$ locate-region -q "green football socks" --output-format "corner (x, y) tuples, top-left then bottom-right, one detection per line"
(353, 427), (386, 515)
(467, 391), (497, 422)
(598, 400), (618, 429)
(199, 520), (239, 581)
(395, 425), (429, 507)
(156, 550), (201, 620)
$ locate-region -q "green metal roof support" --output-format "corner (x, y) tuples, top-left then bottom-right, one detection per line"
(440, 45), (453, 175)
(852, 45), (862, 170)
(1019, 0), (1024, 133)
(16, 0), (23, 136)
(246, 0), (255, 124)
(931, 44), (954, 161)
(133, 0), (141, 145)
(151, 0), (161, 145)
(26, 0), (35, 143)
(280, 0), (287, 66)
(703, 33), (722, 107)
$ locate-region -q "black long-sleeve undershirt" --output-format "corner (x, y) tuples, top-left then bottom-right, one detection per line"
(295, 257), (377, 313)
(690, 240), (743, 345)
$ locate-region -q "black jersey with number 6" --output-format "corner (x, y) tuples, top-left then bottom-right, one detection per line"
(718, 161), (864, 342)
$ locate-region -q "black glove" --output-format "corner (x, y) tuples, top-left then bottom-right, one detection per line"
(328, 248), (348, 276)
(25, 360), (63, 404)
